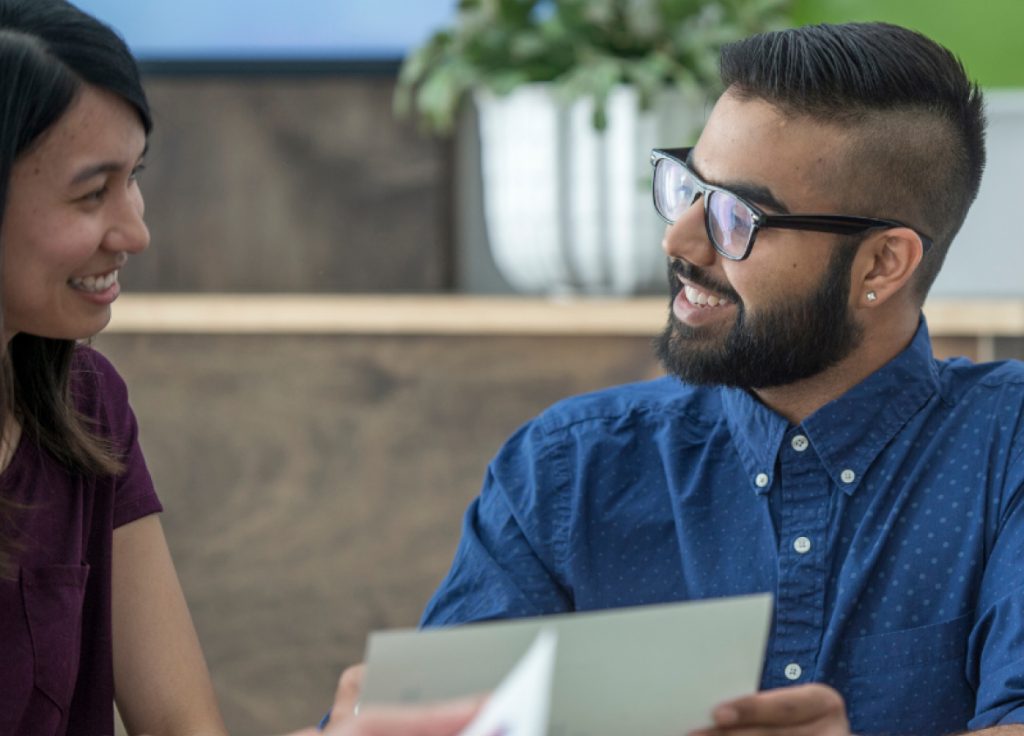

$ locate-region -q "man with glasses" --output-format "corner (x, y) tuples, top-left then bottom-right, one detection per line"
(421, 22), (1023, 736)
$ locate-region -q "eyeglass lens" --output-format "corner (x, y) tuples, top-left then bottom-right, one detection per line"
(655, 157), (755, 258)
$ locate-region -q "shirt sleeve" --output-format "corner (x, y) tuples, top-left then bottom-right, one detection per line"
(967, 444), (1024, 729)
(421, 417), (574, 627)
(74, 347), (162, 528)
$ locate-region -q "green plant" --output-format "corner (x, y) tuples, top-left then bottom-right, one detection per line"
(395, 0), (792, 134)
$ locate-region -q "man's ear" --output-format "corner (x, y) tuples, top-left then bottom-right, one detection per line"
(852, 228), (925, 308)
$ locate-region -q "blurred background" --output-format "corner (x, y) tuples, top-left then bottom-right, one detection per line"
(73, 0), (1024, 732)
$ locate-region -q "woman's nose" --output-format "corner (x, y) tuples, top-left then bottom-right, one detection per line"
(104, 189), (150, 254)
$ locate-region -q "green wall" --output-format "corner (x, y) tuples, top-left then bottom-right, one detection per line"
(791, 0), (1024, 87)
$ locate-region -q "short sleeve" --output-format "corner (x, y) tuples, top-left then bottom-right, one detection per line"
(71, 347), (162, 528)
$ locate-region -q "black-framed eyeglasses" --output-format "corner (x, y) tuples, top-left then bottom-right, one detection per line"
(650, 147), (934, 261)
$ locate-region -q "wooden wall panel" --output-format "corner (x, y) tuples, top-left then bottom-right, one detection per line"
(994, 337), (1024, 360)
(931, 336), (980, 361)
(128, 75), (452, 293)
(93, 332), (661, 732)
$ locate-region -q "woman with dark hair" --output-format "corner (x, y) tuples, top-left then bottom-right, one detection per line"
(0, 0), (229, 733)
(0, 2), (480, 735)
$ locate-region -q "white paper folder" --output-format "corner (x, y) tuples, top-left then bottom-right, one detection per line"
(361, 593), (773, 736)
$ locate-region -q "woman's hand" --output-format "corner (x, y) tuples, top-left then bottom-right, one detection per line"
(284, 698), (482, 736)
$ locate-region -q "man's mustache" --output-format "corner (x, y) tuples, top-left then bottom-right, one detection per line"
(668, 258), (740, 302)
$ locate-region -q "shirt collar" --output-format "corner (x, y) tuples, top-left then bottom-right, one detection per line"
(722, 316), (939, 496)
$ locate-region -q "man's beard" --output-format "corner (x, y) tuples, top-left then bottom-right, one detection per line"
(655, 245), (864, 390)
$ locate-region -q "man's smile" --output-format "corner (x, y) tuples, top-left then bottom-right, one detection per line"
(680, 278), (733, 308)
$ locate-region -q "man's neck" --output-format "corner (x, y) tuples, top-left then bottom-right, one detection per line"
(750, 310), (921, 425)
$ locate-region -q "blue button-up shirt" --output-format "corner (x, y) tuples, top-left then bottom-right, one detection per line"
(423, 320), (1024, 735)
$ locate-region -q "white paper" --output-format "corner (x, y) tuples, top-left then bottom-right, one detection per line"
(457, 628), (557, 736)
(361, 593), (772, 736)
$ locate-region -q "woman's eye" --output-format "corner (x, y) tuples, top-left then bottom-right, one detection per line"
(81, 186), (108, 203)
(129, 163), (146, 182)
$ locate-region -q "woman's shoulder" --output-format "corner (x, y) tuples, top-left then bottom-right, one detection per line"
(70, 344), (132, 433)
(71, 343), (119, 373)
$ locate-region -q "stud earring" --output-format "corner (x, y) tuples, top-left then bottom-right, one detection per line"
(866, 291), (878, 302)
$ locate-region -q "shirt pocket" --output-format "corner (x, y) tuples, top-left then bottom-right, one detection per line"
(833, 613), (974, 736)
(21, 564), (90, 723)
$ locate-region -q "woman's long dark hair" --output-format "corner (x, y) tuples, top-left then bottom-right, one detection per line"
(0, 0), (152, 575)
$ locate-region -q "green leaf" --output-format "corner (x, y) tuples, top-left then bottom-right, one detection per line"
(393, 0), (796, 135)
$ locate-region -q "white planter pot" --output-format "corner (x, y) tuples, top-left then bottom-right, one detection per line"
(473, 84), (703, 295)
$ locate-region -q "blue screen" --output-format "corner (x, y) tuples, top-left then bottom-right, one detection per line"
(73, 0), (457, 60)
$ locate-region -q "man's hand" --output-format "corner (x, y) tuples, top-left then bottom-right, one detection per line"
(689, 683), (851, 736)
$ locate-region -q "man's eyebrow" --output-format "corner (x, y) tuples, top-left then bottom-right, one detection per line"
(69, 142), (149, 186)
(685, 151), (791, 214)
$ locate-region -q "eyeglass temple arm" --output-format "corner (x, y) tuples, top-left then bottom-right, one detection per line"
(760, 215), (934, 252)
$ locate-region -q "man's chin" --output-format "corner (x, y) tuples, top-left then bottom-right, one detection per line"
(664, 311), (731, 344)
(655, 321), (736, 387)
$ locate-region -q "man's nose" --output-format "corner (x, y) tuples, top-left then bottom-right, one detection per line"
(660, 195), (717, 267)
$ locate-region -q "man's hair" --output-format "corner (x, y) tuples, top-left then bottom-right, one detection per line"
(720, 22), (986, 303)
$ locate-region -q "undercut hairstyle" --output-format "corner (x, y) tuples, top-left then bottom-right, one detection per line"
(0, 0), (151, 575)
(719, 22), (986, 303)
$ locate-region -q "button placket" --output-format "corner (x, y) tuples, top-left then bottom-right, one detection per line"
(767, 428), (829, 689)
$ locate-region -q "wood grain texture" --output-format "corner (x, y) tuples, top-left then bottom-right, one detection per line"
(129, 75), (452, 293)
(92, 332), (661, 732)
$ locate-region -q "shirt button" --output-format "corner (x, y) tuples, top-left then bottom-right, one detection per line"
(755, 473), (770, 488)
(840, 468), (856, 484)
(791, 434), (809, 452)
(793, 536), (812, 554)
(784, 663), (802, 680)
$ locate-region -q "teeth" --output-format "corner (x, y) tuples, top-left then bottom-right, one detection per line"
(70, 270), (119, 293)
(683, 283), (731, 308)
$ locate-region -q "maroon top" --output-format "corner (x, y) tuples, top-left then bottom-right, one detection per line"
(0, 347), (162, 736)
